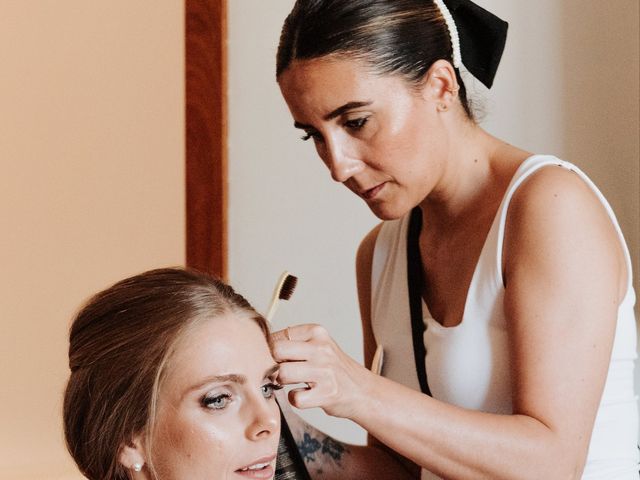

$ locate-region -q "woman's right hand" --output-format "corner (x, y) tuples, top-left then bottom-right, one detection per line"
(270, 324), (374, 420)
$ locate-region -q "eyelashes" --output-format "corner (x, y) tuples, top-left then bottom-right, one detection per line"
(201, 382), (283, 411)
(345, 117), (369, 130)
(300, 116), (370, 142)
(300, 131), (318, 142)
(202, 392), (231, 410)
(262, 382), (283, 398)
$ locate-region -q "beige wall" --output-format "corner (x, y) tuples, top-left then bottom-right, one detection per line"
(561, 1), (640, 295)
(0, 2), (185, 479)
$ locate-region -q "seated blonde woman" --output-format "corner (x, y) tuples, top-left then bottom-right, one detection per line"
(63, 268), (281, 479)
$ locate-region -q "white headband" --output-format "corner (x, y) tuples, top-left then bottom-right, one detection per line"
(433, 0), (462, 68)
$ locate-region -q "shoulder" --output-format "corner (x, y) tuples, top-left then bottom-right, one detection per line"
(356, 223), (384, 278)
(504, 163), (623, 296)
(510, 162), (595, 211)
(506, 163), (618, 244)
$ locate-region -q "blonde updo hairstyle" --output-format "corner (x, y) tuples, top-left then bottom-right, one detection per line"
(63, 268), (269, 479)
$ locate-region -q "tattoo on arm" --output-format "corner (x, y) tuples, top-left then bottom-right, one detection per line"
(296, 429), (351, 474)
(321, 436), (347, 461)
(298, 433), (321, 462)
(285, 413), (413, 479)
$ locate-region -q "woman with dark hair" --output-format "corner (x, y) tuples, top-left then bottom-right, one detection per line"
(64, 268), (281, 480)
(271, 1), (638, 479)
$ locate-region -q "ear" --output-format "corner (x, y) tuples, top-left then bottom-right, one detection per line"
(118, 433), (147, 475)
(419, 59), (460, 109)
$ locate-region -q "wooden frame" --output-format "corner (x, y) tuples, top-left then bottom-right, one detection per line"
(185, 0), (227, 279)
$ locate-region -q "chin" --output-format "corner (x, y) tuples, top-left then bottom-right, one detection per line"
(367, 202), (411, 221)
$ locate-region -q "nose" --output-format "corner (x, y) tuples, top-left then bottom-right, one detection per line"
(245, 396), (279, 441)
(321, 137), (365, 183)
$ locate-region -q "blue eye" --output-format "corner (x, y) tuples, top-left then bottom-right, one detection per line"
(261, 382), (283, 399)
(202, 393), (231, 410)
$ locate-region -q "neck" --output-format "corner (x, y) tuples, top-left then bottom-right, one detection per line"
(418, 122), (521, 228)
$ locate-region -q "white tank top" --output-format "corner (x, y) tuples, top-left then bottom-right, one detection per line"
(371, 155), (638, 479)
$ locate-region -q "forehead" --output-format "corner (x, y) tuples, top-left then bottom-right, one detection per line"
(162, 311), (272, 393)
(279, 56), (375, 93)
(278, 56), (409, 118)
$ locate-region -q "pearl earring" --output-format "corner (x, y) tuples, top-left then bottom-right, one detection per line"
(133, 463), (142, 472)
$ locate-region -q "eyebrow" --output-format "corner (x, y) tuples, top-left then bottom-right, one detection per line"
(185, 364), (280, 396)
(293, 101), (373, 130)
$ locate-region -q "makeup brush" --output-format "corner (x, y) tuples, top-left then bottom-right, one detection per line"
(266, 271), (298, 323)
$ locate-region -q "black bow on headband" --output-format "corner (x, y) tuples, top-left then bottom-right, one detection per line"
(444, 0), (509, 89)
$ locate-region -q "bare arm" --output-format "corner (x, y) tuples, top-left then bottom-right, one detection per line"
(278, 399), (415, 480)
(274, 167), (624, 479)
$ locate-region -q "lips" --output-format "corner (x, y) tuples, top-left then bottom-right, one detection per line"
(361, 182), (386, 200)
(235, 454), (276, 479)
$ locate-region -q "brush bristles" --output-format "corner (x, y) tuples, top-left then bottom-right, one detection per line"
(278, 274), (298, 300)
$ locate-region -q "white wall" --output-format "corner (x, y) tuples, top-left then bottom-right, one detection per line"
(228, 0), (639, 445)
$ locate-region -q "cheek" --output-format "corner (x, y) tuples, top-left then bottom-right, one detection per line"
(377, 109), (433, 168)
(151, 411), (239, 479)
(370, 125), (426, 175)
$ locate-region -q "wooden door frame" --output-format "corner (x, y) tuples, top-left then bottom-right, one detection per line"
(185, 0), (227, 279)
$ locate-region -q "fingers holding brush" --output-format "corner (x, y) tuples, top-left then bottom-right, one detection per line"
(271, 323), (331, 343)
(270, 324), (335, 362)
(271, 323), (325, 343)
(271, 323), (374, 419)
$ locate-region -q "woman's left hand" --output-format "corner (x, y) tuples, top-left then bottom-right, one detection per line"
(270, 323), (373, 419)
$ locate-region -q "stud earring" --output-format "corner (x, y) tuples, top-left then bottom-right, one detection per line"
(133, 463), (143, 472)
(438, 103), (448, 112)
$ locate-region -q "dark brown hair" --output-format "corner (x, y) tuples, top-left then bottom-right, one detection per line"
(276, 0), (473, 119)
(63, 268), (269, 480)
